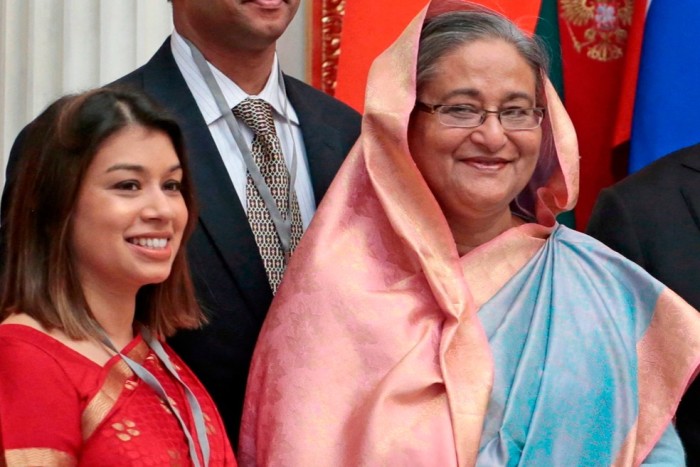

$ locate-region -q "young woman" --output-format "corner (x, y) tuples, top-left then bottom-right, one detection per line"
(0, 88), (236, 466)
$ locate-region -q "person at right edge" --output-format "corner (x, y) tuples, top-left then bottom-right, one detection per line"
(240, 1), (700, 464)
(588, 143), (700, 465)
(0, 0), (361, 449)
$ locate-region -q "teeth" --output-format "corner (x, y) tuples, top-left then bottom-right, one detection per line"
(130, 238), (168, 249)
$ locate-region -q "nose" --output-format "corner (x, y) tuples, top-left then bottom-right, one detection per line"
(469, 113), (507, 152)
(141, 186), (176, 221)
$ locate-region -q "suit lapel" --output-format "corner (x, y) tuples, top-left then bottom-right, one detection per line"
(138, 40), (272, 312)
(680, 148), (700, 232)
(284, 76), (346, 202)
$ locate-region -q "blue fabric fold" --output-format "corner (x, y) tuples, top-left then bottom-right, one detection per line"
(477, 225), (684, 465)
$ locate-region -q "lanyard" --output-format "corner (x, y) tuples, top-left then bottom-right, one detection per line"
(185, 38), (298, 261)
(102, 328), (210, 467)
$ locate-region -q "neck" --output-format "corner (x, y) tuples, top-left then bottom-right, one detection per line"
(179, 30), (276, 95)
(449, 210), (522, 256)
(82, 283), (138, 350)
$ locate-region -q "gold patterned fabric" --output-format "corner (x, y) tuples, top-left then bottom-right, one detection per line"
(81, 343), (148, 440)
(233, 98), (303, 293)
(2, 448), (76, 466)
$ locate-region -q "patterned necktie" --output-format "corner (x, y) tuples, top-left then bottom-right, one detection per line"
(233, 98), (304, 293)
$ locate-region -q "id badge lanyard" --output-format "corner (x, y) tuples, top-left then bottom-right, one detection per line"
(185, 38), (299, 263)
(103, 328), (211, 467)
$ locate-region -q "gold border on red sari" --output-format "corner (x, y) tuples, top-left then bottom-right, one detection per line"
(81, 340), (149, 441)
(2, 448), (76, 466)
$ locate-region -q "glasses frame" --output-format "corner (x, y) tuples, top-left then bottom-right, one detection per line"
(414, 101), (546, 130)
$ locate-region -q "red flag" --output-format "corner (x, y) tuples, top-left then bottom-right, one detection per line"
(335, 0), (543, 113)
(334, 0), (427, 112)
(558, 0), (635, 228)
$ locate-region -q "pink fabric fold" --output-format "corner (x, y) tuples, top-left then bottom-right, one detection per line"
(239, 1), (700, 465)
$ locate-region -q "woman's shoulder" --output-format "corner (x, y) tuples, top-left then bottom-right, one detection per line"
(0, 316), (61, 354)
(0, 324), (79, 396)
(0, 321), (88, 463)
(0, 317), (102, 376)
(547, 224), (665, 301)
(552, 224), (654, 268)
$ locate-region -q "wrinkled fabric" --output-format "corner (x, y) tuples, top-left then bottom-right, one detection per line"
(476, 226), (694, 465)
(238, 1), (700, 465)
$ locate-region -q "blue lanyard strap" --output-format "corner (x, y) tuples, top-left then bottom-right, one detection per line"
(102, 329), (211, 467)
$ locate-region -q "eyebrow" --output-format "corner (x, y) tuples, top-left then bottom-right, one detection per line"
(106, 163), (182, 174)
(441, 88), (534, 102)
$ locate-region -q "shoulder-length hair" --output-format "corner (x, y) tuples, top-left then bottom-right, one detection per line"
(0, 87), (204, 340)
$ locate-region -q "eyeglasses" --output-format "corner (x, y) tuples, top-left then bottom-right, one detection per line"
(415, 101), (545, 130)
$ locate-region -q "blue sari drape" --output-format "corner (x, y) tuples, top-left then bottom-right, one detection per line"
(477, 225), (684, 465)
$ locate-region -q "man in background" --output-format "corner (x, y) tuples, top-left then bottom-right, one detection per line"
(2, 0), (361, 448)
(587, 143), (700, 464)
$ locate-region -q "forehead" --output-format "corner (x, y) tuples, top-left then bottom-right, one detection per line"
(421, 38), (537, 102)
(88, 126), (179, 172)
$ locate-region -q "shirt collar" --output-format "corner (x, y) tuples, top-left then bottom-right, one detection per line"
(171, 29), (299, 126)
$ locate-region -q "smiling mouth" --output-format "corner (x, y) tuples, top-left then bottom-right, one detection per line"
(128, 238), (169, 250)
(246, 0), (287, 6)
(463, 157), (511, 170)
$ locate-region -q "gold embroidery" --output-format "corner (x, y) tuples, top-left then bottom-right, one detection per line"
(3, 448), (76, 466)
(112, 419), (141, 442)
(319, 0), (346, 95)
(203, 412), (216, 435)
(168, 449), (184, 467)
(561, 0), (633, 61)
(81, 340), (149, 440)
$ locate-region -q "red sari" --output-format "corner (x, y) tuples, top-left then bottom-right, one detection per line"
(0, 324), (236, 466)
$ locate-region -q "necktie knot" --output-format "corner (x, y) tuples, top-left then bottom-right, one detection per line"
(233, 98), (276, 136)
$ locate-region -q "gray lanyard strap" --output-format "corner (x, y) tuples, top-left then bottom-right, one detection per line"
(102, 329), (210, 467)
(185, 38), (298, 259)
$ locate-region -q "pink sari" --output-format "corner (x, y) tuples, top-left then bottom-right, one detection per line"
(239, 1), (700, 465)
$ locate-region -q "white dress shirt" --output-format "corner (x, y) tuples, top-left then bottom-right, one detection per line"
(171, 30), (316, 228)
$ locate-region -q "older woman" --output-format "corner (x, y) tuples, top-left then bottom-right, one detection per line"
(0, 88), (236, 466)
(239, 1), (700, 465)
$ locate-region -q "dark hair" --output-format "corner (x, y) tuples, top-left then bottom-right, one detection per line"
(0, 87), (203, 339)
(416, 9), (550, 105)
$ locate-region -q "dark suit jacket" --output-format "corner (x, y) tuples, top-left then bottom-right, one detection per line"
(1, 38), (361, 448)
(587, 143), (700, 464)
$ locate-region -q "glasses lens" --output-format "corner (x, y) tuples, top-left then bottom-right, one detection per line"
(500, 108), (544, 130)
(438, 105), (483, 128)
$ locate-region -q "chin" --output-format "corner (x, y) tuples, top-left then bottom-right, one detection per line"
(133, 269), (174, 287)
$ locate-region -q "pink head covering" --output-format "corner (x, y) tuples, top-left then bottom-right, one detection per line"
(240, 1), (580, 465)
(363, 0), (579, 231)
